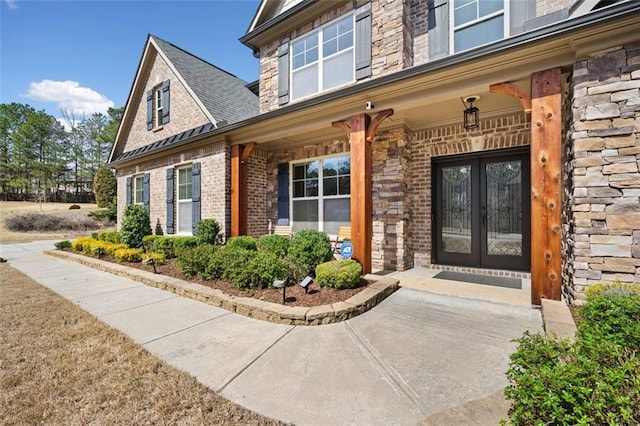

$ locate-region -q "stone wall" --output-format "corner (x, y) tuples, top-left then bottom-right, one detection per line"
(409, 114), (531, 267)
(124, 50), (210, 153)
(258, 0), (410, 113)
(115, 141), (229, 236)
(372, 126), (412, 271)
(568, 41), (640, 300)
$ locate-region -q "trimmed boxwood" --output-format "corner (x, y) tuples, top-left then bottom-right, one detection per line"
(206, 246), (255, 282)
(195, 218), (221, 245)
(120, 204), (152, 249)
(287, 229), (333, 281)
(257, 234), (290, 257)
(315, 260), (362, 290)
(234, 251), (291, 289)
(225, 236), (258, 251)
(175, 244), (218, 278)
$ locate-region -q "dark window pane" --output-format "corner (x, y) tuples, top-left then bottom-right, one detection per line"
(339, 176), (350, 195)
(306, 179), (318, 197)
(294, 164), (306, 180)
(323, 158), (338, 176)
(306, 161), (319, 178)
(293, 181), (305, 198)
(323, 177), (337, 196)
(292, 199), (319, 232)
(323, 198), (350, 235)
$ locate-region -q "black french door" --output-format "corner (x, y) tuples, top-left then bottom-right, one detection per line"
(434, 150), (530, 271)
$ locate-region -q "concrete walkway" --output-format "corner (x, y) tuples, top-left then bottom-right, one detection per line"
(1, 241), (542, 425)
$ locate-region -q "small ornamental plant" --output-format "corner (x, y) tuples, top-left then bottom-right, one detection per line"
(120, 204), (151, 249)
(315, 260), (362, 290)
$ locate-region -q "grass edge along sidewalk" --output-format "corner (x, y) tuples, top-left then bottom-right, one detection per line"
(0, 262), (287, 425)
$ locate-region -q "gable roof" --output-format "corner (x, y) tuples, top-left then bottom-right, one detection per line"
(108, 35), (258, 163)
(151, 36), (258, 126)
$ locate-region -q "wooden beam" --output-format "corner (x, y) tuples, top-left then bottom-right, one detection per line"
(490, 82), (532, 113)
(241, 142), (256, 162)
(530, 68), (562, 305)
(332, 109), (394, 274)
(350, 113), (372, 273)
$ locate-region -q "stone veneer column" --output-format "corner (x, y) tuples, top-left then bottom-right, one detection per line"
(569, 41), (640, 302)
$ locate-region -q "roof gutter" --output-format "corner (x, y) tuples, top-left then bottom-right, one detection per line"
(111, 1), (640, 167)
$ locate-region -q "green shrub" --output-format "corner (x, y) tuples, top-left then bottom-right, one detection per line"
(93, 167), (117, 208)
(175, 244), (218, 278)
(225, 236), (258, 251)
(173, 236), (199, 253)
(141, 252), (166, 266)
(287, 229), (333, 280)
(120, 204), (151, 249)
(91, 232), (99, 239)
(504, 290), (640, 425)
(206, 247), (254, 282)
(315, 260), (362, 289)
(234, 251), (291, 289)
(195, 219), (221, 245)
(97, 231), (121, 244)
(257, 234), (290, 257)
(54, 240), (71, 250)
(142, 235), (163, 252)
(89, 202), (117, 222)
(577, 293), (640, 350)
(113, 248), (144, 263)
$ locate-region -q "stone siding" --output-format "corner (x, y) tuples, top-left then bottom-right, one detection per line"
(258, 0), (410, 113)
(568, 41), (640, 300)
(115, 141), (229, 236)
(409, 0), (428, 66)
(124, 50), (210, 153)
(409, 114), (531, 267)
(536, 0), (574, 17)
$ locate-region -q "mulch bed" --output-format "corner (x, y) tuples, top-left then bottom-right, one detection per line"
(90, 254), (368, 308)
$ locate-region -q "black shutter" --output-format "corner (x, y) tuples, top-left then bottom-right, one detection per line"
(277, 163), (289, 225)
(162, 80), (170, 125)
(428, 0), (449, 60)
(355, 3), (372, 80)
(146, 90), (153, 130)
(143, 173), (150, 214)
(125, 176), (132, 205)
(192, 162), (201, 235)
(166, 168), (175, 234)
(277, 43), (290, 105)
(510, 0), (536, 35)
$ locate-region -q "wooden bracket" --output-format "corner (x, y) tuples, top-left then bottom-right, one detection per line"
(366, 109), (394, 142)
(241, 142), (256, 162)
(332, 120), (352, 135)
(490, 82), (532, 113)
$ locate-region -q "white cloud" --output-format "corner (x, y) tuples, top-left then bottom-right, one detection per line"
(24, 80), (114, 117)
(5, 0), (17, 10)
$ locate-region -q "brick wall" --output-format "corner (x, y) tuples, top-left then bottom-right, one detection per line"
(409, 114), (531, 267)
(124, 50), (210, 152)
(115, 141), (229, 236)
(536, 0), (573, 17)
(568, 41), (640, 301)
(247, 150), (269, 237)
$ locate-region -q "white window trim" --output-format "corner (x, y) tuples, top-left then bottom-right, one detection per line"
(133, 175), (144, 205)
(176, 165), (193, 235)
(290, 153), (351, 232)
(154, 86), (163, 129)
(290, 13), (355, 102)
(449, 0), (509, 54)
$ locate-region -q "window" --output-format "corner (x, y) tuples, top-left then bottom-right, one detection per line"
(291, 155), (350, 234)
(177, 166), (192, 234)
(134, 175), (144, 204)
(291, 15), (354, 100)
(146, 80), (169, 130)
(154, 87), (163, 128)
(451, 0), (506, 53)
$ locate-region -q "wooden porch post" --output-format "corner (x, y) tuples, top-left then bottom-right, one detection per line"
(530, 68), (562, 305)
(230, 143), (256, 237)
(332, 109), (393, 274)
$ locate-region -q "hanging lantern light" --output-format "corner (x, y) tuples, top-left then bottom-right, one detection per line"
(462, 96), (480, 131)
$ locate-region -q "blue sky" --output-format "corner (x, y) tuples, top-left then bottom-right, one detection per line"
(1, 0), (261, 123)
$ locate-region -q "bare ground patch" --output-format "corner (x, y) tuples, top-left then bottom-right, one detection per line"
(0, 263), (286, 425)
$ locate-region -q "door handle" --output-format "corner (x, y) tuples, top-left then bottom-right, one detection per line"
(481, 206), (487, 227)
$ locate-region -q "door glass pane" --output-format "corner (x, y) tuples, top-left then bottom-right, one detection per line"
(441, 165), (472, 254)
(486, 160), (522, 256)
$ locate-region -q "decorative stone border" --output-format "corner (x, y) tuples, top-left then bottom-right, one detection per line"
(45, 250), (399, 326)
(540, 299), (577, 341)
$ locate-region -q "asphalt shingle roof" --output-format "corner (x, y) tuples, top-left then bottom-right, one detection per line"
(152, 35), (259, 126)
